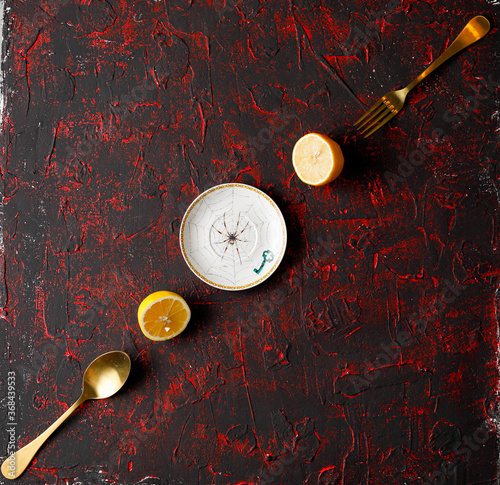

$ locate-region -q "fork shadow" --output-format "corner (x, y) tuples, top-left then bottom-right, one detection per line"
(328, 125), (380, 184)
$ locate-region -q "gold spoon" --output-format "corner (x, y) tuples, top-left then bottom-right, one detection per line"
(1, 350), (131, 480)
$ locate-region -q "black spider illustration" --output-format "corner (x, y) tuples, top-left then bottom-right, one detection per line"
(212, 212), (249, 264)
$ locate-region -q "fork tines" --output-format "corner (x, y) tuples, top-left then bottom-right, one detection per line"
(354, 96), (398, 138)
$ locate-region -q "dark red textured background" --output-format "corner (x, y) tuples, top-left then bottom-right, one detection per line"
(1, 0), (499, 484)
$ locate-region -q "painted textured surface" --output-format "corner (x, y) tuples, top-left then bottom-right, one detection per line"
(0, 0), (499, 484)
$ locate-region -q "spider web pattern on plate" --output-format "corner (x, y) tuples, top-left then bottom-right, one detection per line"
(181, 184), (286, 289)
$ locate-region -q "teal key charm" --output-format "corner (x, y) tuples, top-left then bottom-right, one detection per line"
(254, 250), (274, 274)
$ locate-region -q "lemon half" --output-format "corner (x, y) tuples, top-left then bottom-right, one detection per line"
(137, 291), (191, 341)
(292, 133), (344, 186)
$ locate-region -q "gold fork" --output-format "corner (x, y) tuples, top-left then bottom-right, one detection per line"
(354, 15), (490, 137)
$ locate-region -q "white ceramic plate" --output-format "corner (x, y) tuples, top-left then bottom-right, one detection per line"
(180, 183), (287, 290)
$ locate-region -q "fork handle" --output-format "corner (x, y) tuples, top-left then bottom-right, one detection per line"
(405, 16), (490, 93)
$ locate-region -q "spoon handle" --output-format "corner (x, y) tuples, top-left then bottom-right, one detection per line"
(1, 395), (85, 480)
(405, 15), (490, 92)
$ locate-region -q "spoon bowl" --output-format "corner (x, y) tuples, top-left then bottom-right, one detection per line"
(1, 351), (131, 480)
(82, 351), (131, 400)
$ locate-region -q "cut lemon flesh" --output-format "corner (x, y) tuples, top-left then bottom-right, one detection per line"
(292, 133), (344, 186)
(137, 291), (191, 341)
